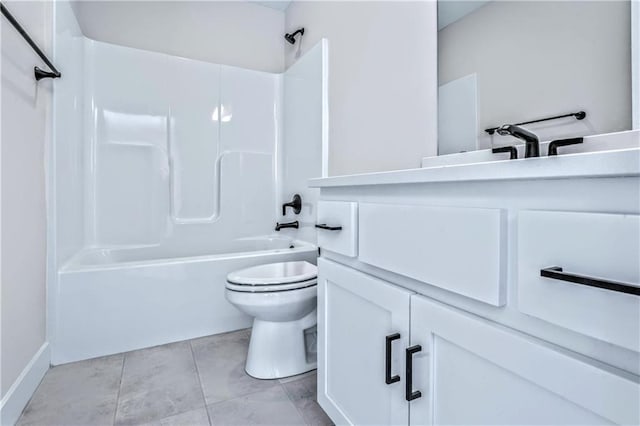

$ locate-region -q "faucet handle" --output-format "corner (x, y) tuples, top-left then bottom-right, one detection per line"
(548, 137), (583, 156)
(282, 194), (302, 216)
(492, 146), (518, 160)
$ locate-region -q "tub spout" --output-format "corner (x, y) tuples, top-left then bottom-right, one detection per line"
(275, 221), (299, 231)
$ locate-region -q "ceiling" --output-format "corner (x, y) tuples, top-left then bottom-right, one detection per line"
(438, 1), (490, 30)
(251, 1), (292, 12)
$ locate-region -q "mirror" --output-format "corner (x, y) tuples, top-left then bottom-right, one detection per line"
(437, 0), (636, 155)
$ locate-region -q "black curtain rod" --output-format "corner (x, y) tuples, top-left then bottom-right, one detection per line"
(1, 1), (61, 80)
(485, 111), (586, 135)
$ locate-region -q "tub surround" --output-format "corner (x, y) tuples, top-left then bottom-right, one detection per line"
(311, 138), (640, 425)
(50, 1), (328, 366)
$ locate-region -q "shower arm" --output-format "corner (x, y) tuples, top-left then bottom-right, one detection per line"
(284, 28), (305, 44)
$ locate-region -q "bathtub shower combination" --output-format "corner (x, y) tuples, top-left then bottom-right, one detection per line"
(57, 238), (317, 364)
(51, 3), (326, 364)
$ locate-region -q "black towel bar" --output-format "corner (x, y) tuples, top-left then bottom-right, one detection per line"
(1, 1), (61, 80)
(485, 111), (586, 135)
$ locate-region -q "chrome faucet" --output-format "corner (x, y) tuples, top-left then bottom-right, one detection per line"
(275, 221), (299, 231)
(496, 124), (540, 158)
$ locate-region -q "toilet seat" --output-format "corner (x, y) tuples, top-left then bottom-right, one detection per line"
(226, 279), (316, 293)
(226, 261), (317, 293)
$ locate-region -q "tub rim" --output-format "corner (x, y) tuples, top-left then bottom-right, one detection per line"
(60, 239), (318, 273)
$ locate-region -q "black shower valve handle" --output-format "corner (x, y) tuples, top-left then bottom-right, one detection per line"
(282, 194), (302, 216)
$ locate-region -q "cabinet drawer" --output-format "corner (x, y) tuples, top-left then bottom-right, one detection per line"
(518, 210), (640, 352)
(317, 201), (358, 257)
(359, 203), (507, 306)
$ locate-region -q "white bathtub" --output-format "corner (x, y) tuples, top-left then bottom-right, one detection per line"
(53, 237), (317, 364)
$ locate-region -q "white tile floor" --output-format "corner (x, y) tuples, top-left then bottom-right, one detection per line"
(17, 329), (332, 426)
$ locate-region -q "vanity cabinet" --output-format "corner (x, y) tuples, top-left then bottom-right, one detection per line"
(312, 146), (640, 425)
(318, 258), (640, 426)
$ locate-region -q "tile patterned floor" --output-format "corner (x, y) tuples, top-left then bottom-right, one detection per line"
(17, 329), (332, 426)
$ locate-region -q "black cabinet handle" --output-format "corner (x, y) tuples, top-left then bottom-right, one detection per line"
(405, 345), (422, 401)
(540, 266), (640, 296)
(315, 224), (342, 231)
(385, 333), (400, 385)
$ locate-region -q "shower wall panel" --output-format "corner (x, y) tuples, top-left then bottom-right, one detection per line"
(281, 41), (326, 244)
(166, 57), (221, 223)
(53, 1), (86, 266)
(84, 40), (279, 249)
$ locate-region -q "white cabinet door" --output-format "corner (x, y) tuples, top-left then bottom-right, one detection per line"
(318, 258), (413, 425)
(410, 294), (640, 426)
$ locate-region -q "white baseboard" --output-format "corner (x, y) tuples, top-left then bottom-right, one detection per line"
(0, 343), (50, 426)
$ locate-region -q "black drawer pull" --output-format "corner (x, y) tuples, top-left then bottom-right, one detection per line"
(405, 345), (422, 401)
(385, 333), (400, 385)
(315, 224), (342, 231)
(540, 266), (640, 296)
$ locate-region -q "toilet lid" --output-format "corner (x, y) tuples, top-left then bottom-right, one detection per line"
(226, 261), (317, 286)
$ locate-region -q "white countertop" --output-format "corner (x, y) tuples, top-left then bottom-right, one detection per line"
(309, 147), (640, 188)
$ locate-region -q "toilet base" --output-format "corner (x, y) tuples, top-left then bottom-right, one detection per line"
(245, 309), (317, 379)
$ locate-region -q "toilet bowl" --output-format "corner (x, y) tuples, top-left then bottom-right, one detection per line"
(225, 260), (318, 379)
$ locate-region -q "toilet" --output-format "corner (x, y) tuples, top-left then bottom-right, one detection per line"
(225, 260), (318, 379)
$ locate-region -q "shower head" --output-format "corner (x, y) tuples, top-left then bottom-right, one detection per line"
(284, 28), (305, 44)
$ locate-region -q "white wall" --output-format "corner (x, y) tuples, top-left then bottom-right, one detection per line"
(70, 1), (286, 73)
(1, 1), (52, 423)
(285, 1), (438, 176)
(439, 1), (632, 148)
